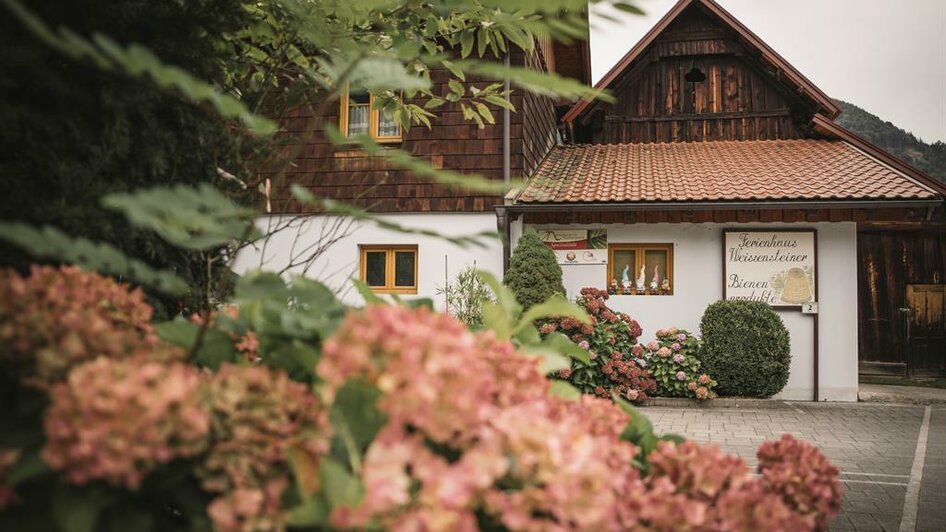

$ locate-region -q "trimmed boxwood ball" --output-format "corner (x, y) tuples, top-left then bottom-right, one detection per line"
(504, 230), (566, 310)
(699, 300), (791, 398)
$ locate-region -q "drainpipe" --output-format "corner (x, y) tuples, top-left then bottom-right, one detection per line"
(502, 53), (511, 184)
(500, 53), (512, 273)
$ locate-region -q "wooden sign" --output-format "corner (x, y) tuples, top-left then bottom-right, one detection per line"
(533, 228), (608, 265)
(723, 230), (817, 308)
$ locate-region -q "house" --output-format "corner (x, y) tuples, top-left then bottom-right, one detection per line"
(234, 0), (946, 400)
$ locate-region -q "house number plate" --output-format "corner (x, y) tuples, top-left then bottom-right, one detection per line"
(801, 302), (819, 314)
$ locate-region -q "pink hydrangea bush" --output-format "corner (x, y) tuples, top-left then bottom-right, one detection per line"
(42, 357), (209, 489)
(757, 434), (843, 529)
(644, 327), (718, 400)
(0, 266), (177, 387)
(318, 305), (842, 530)
(320, 305), (648, 530)
(641, 436), (842, 530)
(0, 267), (843, 530)
(198, 364), (330, 532)
(539, 287), (655, 402)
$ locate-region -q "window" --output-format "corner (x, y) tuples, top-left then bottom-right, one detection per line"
(607, 243), (674, 295)
(339, 87), (402, 142)
(359, 245), (417, 294)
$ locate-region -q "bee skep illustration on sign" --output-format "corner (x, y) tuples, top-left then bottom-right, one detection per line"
(532, 229), (608, 265)
(723, 230), (816, 308)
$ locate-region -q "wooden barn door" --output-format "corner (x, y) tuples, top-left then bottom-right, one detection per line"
(906, 284), (946, 376)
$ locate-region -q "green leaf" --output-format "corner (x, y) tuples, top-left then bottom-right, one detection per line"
(0, 222), (187, 295)
(448, 78), (465, 97)
(483, 94), (514, 111)
(424, 97), (446, 109)
(102, 184), (258, 251)
(52, 484), (113, 532)
(350, 278), (387, 306)
(614, 395), (660, 456)
(6, 449), (51, 485)
(526, 347), (571, 375)
(614, 3), (647, 16)
(285, 496), (328, 528)
(514, 294), (588, 336)
(319, 457), (364, 510)
(459, 60), (615, 102)
(331, 380), (387, 455)
(460, 30), (474, 58)
(543, 332), (591, 365)
(155, 317), (238, 369)
(549, 380), (582, 400)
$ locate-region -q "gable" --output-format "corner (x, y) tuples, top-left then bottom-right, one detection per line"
(566, 0), (839, 144)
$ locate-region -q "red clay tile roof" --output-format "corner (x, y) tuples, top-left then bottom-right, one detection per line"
(516, 140), (940, 204)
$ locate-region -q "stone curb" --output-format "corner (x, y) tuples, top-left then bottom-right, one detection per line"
(639, 397), (791, 409)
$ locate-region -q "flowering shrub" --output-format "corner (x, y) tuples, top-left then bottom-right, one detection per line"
(641, 436), (842, 530)
(191, 306), (260, 362)
(199, 364), (330, 531)
(643, 327), (718, 400)
(539, 287), (655, 402)
(0, 266), (172, 387)
(758, 434), (843, 529)
(320, 304), (647, 530)
(42, 357), (209, 488)
(0, 268), (842, 531)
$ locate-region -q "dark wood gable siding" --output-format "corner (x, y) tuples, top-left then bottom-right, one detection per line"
(520, 45), (559, 176)
(274, 49), (560, 214)
(578, 5), (812, 144)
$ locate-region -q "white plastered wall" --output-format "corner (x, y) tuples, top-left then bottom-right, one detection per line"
(233, 213), (504, 309)
(515, 220), (859, 402)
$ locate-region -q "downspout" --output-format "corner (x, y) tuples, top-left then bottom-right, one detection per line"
(503, 53), (511, 184)
(500, 53), (512, 272)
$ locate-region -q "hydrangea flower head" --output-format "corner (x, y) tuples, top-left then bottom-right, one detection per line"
(0, 266), (173, 387)
(676, 371), (687, 381)
(673, 354), (686, 364)
(43, 357), (208, 488)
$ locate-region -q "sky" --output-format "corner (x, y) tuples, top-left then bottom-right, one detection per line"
(588, 0), (946, 144)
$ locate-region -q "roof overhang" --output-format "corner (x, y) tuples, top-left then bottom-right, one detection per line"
(501, 199), (942, 213)
(809, 114), (946, 197)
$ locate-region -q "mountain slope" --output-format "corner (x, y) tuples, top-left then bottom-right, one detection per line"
(833, 100), (946, 183)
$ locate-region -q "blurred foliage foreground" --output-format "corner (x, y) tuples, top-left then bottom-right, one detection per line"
(0, 263), (843, 531)
(0, 0), (841, 530)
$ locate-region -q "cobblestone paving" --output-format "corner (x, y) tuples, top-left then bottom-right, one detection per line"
(643, 403), (933, 531)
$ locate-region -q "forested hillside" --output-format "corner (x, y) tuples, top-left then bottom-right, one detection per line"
(834, 100), (946, 183)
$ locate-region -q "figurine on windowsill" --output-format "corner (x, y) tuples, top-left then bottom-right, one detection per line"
(636, 265), (646, 292)
(609, 278), (619, 295)
(661, 278), (671, 294)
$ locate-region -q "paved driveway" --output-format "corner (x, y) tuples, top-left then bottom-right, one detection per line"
(643, 403), (945, 532)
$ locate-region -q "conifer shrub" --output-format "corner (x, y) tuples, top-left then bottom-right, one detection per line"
(699, 300), (791, 397)
(503, 230), (566, 310)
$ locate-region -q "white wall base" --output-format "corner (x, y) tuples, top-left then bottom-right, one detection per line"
(518, 221), (859, 402)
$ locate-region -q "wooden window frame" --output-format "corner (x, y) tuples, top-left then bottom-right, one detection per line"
(607, 243), (674, 295)
(359, 245), (418, 294)
(339, 86), (403, 144)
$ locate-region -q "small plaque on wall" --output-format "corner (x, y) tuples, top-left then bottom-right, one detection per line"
(723, 230), (817, 309)
(533, 229), (608, 265)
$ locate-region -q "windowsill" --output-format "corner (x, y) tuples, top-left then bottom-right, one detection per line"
(368, 288), (418, 295)
(607, 291), (674, 297)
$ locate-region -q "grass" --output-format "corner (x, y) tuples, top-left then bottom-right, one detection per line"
(861, 375), (946, 390)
